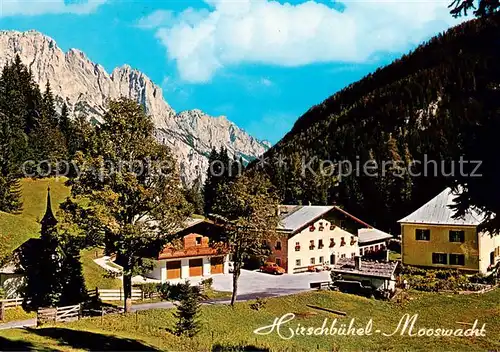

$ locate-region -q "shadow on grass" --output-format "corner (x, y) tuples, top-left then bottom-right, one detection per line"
(0, 336), (38, 351)
(212, 344), (269, 352)
(25, 327), (158, 351)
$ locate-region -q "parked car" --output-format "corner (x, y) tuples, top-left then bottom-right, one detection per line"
(259, 262), (285, 275)
(308, 264), (330, 272)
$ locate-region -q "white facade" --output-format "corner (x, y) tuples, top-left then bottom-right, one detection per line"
(286, 218), (359, 274)
(145, 254), (230, 283)
(478, 231), (500, 274)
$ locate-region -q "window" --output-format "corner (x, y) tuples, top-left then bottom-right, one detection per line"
(449, 254), (465, 266)
(309, 225), (316, 232)
(432, 253), (447, 265)
(275, 241), (282, 251)
(296, 259), (301, 266)
(330, 224), (336, 230)
(318, 239), (324, 249)
(351, 252), (356, 258)
(319, 222), (324, 231)
(309, 240), (315, 250)
(360, 248), (364, 255)
(340, 254), (346, 259)
(195, 237), (202, 245)
(449, 230), (465, 243)
(416, 229), (430, 241)
(276, 258), (281, 266)
(375, 245), (379, 251)
(319, 256), (324, 263)
(295, 242), (300, 252)
(310, 258), (315, 265)
(350, 236), (356, 245)
(329, 238), (335, 247)
(369, 246), (374, 252)
(340, 237), (346, 246)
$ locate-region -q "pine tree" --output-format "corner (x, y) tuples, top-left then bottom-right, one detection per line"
(42, 80), (58, 128)
(59, 102), (71, 145)
(203, 147), (220, 215)
(174, 283), (201, 337)
(0, 112), (22, 212)
(184, 175), (204, 215)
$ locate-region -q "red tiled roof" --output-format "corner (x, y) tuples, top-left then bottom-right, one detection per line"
(158, 246), (226, 260)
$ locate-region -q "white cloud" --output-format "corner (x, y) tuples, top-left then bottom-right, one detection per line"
(148, 0), (465, 83)
(0, 0), (106, 17)
(136, 10), (174, 29)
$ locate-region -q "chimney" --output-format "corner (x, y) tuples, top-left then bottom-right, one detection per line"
(354, 256), (362, 271)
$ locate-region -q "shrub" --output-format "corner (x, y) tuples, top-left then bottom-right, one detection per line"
(135, 283), (161, 299)
(201, 278), (213, 290)
(160, 282), (201, 301)
(401, 266), (487, 292)
(250, 298), (267, 311)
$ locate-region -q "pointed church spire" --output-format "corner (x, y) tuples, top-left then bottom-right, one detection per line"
(41, 185), (58, 231)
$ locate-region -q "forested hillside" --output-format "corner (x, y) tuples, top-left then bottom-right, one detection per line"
(261, 14), (500, 233)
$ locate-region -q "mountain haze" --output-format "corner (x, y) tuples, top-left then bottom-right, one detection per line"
(0, 30), (269, 183)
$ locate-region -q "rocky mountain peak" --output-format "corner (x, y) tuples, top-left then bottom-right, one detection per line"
(0, 30), (269, 183)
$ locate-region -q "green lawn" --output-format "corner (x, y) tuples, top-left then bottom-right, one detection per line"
(0, 178), (121, 291)
(0, 178), (70, 255)
(2, 307), (36, 323)
(80, 248), (122, 290)
(389, 250), (402, 261)
(0, 289), (498, 351)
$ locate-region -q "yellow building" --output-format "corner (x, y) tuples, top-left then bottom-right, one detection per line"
(399, 188), (500, 274)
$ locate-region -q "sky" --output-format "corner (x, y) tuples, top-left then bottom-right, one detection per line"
(0, 0), (465, 143)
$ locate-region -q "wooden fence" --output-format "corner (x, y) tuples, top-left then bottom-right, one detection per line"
(88, 288), (143, 301)
(37, 304), (81, 326)
(0, 298), (23, 309)
(0, 298), (24, 321)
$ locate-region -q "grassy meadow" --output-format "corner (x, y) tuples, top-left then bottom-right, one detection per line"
(0, 289), (498, 351)
(0, 178), (70, 254)
(0, 178), (121, 291)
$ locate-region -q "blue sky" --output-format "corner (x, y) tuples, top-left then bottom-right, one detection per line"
(0, 0), (464, 143)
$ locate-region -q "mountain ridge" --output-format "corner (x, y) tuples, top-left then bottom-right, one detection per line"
(0, 29), (269, 183)
(261, 14), (500, 232)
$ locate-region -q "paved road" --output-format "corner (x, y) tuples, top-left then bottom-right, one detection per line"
(0, 270), (331, 329)
(131, 290), (307, 312)
(0, 318), (36, 330)
(212, 269), (331, 296)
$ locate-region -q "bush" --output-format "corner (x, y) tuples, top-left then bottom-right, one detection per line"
(160, 282), (201, 301)
(250, 298), (267, 311)
(134, 283), (161, 299)
(201, 278), (213, 290)
(401, 266), (489, 292)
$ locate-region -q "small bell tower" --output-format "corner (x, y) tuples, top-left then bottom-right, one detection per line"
(41, 186), (58, 232)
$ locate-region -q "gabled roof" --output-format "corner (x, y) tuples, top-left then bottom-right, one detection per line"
(278, 205), (334, 232)
(358, 228), (393, 245)
(277, 205), (373, 233)
(398, 188), (485, 226)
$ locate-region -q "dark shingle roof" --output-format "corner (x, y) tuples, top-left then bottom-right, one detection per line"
(331, 258), (398, 279)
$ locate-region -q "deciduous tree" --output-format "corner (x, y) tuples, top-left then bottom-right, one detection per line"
(63, 98), (190, 312)
(212, 171), (280, 306)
